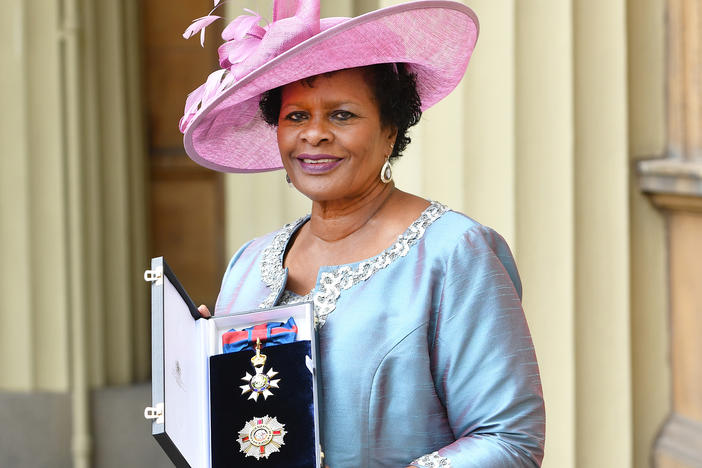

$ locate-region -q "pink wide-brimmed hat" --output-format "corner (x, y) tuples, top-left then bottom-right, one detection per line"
(180, 0), (479, 173)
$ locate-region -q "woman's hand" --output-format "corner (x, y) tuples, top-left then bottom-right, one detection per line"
(198, 304), (212, 318)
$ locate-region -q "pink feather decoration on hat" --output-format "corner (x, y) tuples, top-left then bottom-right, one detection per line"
(183, 15), (221, 47)
(221, 9), (265, 41)
(179, 69), (236, 132)
(218, 10), (267, 72)
(181, 0), (322, 127)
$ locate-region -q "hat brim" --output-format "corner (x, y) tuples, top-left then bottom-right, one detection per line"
(183, 1), (479, 173)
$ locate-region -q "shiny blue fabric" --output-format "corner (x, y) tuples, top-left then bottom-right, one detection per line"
(215, 209), (545, 467)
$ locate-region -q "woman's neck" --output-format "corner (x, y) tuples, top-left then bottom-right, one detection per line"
(308, 182), (397, 242)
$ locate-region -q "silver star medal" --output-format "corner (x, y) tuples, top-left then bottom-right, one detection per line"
(237, 415), (286, 459)
(240, 338), (280, 401)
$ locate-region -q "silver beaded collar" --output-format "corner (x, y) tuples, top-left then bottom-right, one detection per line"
(259, 201), (448, 327)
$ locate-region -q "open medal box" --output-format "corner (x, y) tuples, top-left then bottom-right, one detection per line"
(144, 257), (322, 467)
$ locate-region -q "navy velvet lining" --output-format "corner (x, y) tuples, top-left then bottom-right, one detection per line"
(210, 340), (316, 467)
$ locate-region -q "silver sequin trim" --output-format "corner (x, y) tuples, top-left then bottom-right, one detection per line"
(259, 202), (448, 327)
(259, 218), (307, 309)
(411, 451), (452, 468)
(278, 289), (313, 306)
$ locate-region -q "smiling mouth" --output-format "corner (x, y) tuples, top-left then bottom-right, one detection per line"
(300, 158), (339, 164)
(295, 154), (343, 174)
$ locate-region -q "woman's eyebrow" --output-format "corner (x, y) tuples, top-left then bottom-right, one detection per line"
(322, 99), (359, 107)
(280, 99), (360, 111)
(279, 102), (307, 111)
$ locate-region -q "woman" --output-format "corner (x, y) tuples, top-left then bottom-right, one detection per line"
(182, 1), (544, 467)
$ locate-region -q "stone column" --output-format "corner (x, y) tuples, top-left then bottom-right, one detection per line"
(0, 0), (148, 465)
(639, 0), (702, 466)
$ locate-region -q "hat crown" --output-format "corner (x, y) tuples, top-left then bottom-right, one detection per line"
(273, 0), (318, 22)
(221, 0), (321, 77)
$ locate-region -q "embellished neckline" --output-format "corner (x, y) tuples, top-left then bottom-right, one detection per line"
(259, 201), (449, 327)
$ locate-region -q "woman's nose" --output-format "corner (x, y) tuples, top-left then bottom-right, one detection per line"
(300, 117), (332, 146)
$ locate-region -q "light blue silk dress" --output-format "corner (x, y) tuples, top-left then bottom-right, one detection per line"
(215, 202), (545, 468)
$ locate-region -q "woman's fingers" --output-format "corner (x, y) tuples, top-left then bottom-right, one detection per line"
(198, 304), (212, 318)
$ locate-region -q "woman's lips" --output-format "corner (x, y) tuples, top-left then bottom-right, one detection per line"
(295, 153), (343, 174)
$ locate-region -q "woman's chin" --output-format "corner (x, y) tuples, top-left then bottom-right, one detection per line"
(292, 185), (343, 202)
(289, 171), (340, 199)
(290, 180), (352, 203)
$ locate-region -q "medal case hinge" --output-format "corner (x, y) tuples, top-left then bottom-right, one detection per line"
(144, 266), (163, 285)
(144, 402), (164, 424)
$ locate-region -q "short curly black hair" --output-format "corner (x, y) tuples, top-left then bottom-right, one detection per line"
(258, 63), (422, 161)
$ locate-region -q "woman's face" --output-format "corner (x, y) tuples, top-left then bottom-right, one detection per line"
(276, 68), (396, 203)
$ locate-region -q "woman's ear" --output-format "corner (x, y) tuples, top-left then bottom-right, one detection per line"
(387, 126), (398, 150)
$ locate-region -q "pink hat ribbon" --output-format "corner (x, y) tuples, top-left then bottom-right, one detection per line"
(180, 0), (321, 132)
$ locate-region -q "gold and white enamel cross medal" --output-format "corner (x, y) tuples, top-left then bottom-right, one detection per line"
(240, 338), (280, 401)
(237, 415), (286, 459)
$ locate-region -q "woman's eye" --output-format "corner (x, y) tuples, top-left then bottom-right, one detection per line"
(332, 110), (355, 121)
(284, 111), (307, 122)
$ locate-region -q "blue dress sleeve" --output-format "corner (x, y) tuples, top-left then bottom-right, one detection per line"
(415, 225), (545, 467)
(213, 239), (254, 316)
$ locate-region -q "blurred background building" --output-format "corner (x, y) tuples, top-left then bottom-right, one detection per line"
(1, 0), (700, 467)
